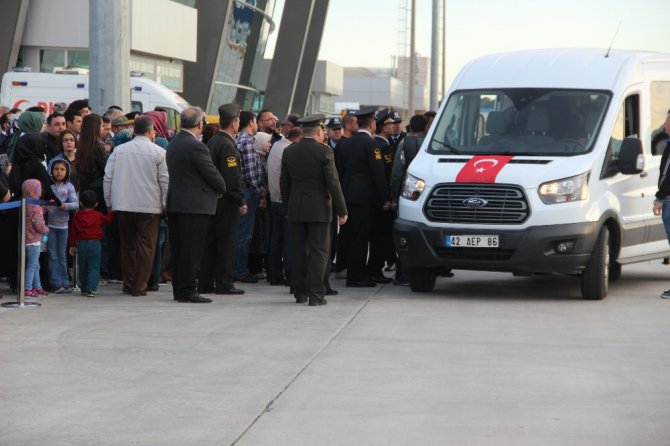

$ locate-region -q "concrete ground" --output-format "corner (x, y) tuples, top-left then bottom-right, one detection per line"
(1, 262), (669, 446)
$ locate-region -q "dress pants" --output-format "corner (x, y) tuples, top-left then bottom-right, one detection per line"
(290, 221), (330, 300)
(168, 212), (210, 300)
(118, 211), (160, 295)
(366, 208), (395, 276)
(199, 199), (240, 292)
(345, 203), (375, 283)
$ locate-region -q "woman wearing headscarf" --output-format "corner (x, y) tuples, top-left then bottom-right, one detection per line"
(5, 110), (45, 167)
(2, 132), (55, 291)
(144, 111), (172, 149)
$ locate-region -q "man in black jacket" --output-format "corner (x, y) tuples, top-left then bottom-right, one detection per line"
(166, 107), (227, 303)
(199, 103), (247, 295)
(336, 107), (392, 287)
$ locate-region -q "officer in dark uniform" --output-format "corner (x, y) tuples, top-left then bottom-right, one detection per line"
(326, 117), (343, 149)
(280, 114), (348, 306)
(390, 110), (406, 153)
(337, 107), (392, 287)
(367, 109), (396, 283)
(199, 103), (247, 295)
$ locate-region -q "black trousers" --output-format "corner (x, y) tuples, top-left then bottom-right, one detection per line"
(367, 208), (395, 276)
(290, 221), (330, 299)
(345, 203), (375, 283)
(199, 200), (240, 292)
(168, 212), (210, 299)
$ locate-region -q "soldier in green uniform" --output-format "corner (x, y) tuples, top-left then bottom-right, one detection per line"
(280, 114), (348, 306)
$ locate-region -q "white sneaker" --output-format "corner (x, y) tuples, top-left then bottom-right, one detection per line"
(334, 269), (347, 279)
(54, 287), (67, 294)
(661, 290), (670, 299)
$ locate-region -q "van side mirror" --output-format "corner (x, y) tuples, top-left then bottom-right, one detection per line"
(618, 137), (644, 174)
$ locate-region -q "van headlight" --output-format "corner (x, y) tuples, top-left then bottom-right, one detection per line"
(401, 173), (426, 201)
(538, 172), (590, 205)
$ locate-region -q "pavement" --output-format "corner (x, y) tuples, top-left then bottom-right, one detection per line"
(1, 262), (670, 446)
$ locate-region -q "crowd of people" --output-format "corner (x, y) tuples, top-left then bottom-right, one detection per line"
(0, 98), (437, 305)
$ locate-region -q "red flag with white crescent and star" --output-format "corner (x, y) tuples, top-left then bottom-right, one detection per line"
(455, 155), (514, 183)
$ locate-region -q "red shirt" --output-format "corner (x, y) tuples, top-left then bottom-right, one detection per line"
(68, 209), (114, 247)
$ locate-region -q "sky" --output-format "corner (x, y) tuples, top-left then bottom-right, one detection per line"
(267, 0), (670, 88)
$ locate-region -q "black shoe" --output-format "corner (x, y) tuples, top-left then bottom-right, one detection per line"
(309, 297), (327, 306)
(295, 296), (308, 304)
(235, 274), (258, 283)
(269, 278), (286, 286)
(369, 275), (392, 284)
(347, 280), (376, 287)
(216, 287), (245, 295)
(147, 284), (159, 292)
(122, 286), (132, 294)
(325, 288), (339, 296)
(393, 279), (409, 286)
(175, 294), (212, 303)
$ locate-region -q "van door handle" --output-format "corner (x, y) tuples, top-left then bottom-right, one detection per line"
(640, 172), (648, 178)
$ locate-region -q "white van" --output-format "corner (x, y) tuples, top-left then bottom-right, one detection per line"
(0, 71), (189, 129)
(394, 48), (670, 299)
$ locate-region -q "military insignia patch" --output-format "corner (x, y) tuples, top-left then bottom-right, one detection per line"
(374, 148), (382, 160)
(227, 156), (237, 167)
(384, 153), (393, 163)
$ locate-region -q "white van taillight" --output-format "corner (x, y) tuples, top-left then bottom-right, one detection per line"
(402, 174), (426, 201)
(538, 172), (590, 205)
(11, 81), (27, 86)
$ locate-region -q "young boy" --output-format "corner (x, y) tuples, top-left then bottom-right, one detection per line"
(68, 190), (113, 297)
(47, 159), (78, 293)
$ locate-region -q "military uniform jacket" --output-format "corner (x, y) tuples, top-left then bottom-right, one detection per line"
(280, 137), (347, 223)
(165, 130), (226, 215)
(337, 131), (391, 205)
(207, 131), (244, 207)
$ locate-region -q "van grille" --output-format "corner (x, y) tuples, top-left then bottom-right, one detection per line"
(424, 183), (529, 224)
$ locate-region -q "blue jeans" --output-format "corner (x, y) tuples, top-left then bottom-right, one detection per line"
(48, 227), (69, 288)
(77, 240), (101, 292)
(25, 244), (42, 290)
(267, 201), (291, 281)
(235, 186), (259, 277)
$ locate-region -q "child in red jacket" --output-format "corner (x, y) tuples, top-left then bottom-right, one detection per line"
(69, 190), (113, 297)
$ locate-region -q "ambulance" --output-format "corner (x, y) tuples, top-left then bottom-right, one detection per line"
(393, 48), (670, 299)
(0, 70), (189, 129)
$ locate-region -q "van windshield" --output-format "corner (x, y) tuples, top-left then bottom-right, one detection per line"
(428, 88), (611, 156)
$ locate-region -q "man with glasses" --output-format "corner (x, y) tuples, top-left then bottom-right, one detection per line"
(256, 109), (282, 144)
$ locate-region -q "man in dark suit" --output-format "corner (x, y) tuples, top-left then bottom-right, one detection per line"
(280, 114), (348, 306)
(199, 103), (247, 295)
(166, 107), (227, 303)
(336, 107), (392, 287)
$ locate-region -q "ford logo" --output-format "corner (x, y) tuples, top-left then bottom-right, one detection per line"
(463, 197), (488, 207)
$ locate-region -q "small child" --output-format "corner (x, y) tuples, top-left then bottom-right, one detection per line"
(23, 179), (49, 297)
(47, 159), (78, 293)
(68, 190), (113, 297)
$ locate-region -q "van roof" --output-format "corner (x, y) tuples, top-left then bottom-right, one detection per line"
(452, 48), (670, 91)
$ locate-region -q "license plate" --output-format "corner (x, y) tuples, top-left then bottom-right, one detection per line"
(445, 235), (499, 248)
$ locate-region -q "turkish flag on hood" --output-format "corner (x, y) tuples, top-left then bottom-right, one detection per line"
(455, 155), (514, 183)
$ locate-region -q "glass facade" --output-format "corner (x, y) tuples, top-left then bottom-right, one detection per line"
(208, 0), (275, 114)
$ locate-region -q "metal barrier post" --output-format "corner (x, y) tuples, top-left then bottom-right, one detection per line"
(72, 251), (80, 293)
(3, 199), (41, 308)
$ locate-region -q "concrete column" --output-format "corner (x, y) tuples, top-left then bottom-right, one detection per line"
(264, 0), (329, 118)
(429, 0), (439, 111)
(0, 0), (29, 74)
(89, 0), (130, 113)
(408, 0), (416, 117)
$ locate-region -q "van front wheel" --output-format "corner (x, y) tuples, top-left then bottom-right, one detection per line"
(409, 267), (437, 292)
(581, 227), (609, 300)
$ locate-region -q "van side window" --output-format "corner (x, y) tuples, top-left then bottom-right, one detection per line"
(602, 94), (639, 178)
(131, 101), (143, 113)
(650, 81), (670, 155)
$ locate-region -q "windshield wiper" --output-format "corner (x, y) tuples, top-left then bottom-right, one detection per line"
(432, 138), (462, 154)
